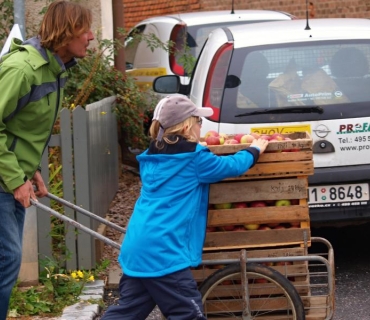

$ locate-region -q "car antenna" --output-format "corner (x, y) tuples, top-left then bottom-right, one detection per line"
(231, 0), (235, 14)
(305, 0), (311, 30)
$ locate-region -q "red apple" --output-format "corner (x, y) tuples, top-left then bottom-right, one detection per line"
(290, 222), (300, 228)
(234, 133), (246, 143)
(240, 134), (255, 144)
(270, 133), (285, 141)
(214, 203), (232, 209)
(231, 202), (248, 208)
(260, 134), (272, 141)
(267, 223), (280, 228)
(234, 226), (246, 231)
(205, 136), (221, 146)
(255, 278), (268, 283)
(204, 130), (219, 138)
(275, 199), (291, 206)
(219, 225), (235, 231)
(249, 201), (267, 208)
(251, 132), (261, 139)
(224, 139), (239, 145)
(290, 199), (299, 205)
(206, 226), (217, 232)
(244, 223), (260, 230)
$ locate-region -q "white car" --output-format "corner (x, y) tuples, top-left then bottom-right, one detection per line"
(153, 18), (370, 225)
(124, 10), (296, 90)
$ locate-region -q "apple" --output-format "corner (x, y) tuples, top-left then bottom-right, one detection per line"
(255, 278), (268, 283)
(244, 223), (260, 230)
(290, 199), (300, 205)
(249, 201), (267, 208)
(204, 130), (219, 138)
(232, 202), (248, 208)
(234, 226), (246, 231)
(267, 223), (280, 228)
(205, 135), (221, 145)
(270, 133), (285, 141)
(240, 134), (255, 144)
(275, 199), (291, 206)
(218, 133), (227, 145)
(251, 132), (261, 139)
(260, 134), (272, 141)
(206, 226), (217, 232)
(214, 203), (232, 209)
(258, 225), (271, 230)
(219, 225), (235, 231)
(224, 139), (239, 144)
(234, 133), (246, 143)
(290, 222), (300, 228)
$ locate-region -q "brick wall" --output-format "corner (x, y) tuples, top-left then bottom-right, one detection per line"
(123, 0), (370, 30)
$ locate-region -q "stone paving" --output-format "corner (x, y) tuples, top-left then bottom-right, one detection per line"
(58, 280), (104, 320)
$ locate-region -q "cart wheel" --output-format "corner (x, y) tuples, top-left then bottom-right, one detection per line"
(199, 262), (305, 320)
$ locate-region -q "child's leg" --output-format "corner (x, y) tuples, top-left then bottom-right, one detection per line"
(101, 274), (156, 320)
(145, 268), (206, 320)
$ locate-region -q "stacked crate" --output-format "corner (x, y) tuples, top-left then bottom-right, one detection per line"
(192, 132), (332, 319)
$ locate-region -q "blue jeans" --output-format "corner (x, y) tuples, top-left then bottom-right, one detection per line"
(0, 192), (25, 320)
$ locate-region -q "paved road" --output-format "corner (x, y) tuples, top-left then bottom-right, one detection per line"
(312, 222), (370, 319)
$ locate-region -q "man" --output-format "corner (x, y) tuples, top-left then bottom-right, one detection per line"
(0, 1), (94, 318)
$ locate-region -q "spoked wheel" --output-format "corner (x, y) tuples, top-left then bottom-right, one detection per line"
(199, 263), (305, 320)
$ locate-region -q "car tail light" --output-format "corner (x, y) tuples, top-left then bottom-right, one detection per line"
(203, 43), (233, 122)
(169, 24), (186, 76)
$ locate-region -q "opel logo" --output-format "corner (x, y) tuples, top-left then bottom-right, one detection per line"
(313, 124), (330, 138)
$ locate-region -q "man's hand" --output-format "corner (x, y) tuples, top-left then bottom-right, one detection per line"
(31, 170), (48, 197)
(13, 180), (37, 208)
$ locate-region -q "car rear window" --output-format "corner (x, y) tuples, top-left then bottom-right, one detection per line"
(219, 40), (370, 123)
(170, 20), (281, 75)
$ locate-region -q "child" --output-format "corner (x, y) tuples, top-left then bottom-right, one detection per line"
(102, 94), (268, 320)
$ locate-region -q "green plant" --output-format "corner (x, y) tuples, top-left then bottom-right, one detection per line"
(8, 258), (110, 317)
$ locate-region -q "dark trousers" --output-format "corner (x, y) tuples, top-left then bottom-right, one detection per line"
(101, 268), (206, 320)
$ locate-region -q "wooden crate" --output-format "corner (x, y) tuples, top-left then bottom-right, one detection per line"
(206, 178), (311, 250)
(205, 131), (313, 180)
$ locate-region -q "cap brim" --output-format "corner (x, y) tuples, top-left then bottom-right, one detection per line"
(193, 107), (213, 118)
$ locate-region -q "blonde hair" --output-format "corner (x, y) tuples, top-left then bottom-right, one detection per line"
(149, 117), (199, 149)
(39, 1), (92, 51)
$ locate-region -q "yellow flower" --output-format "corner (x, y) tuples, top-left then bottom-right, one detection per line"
(100, 111), (107, 115)
(71, 272), (77, 279)
(88, 275), (94, 281)
(70, 103), (76, 109)
(77, 270), (84, 278)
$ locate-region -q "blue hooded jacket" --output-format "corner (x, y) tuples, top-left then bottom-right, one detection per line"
(118, 137), (259, 277)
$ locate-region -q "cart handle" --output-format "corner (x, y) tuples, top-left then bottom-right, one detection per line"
(45, 192), (127, 234)
(31, 197), (122, 250)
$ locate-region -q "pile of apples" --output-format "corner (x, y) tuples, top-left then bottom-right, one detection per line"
(203, 130), (290, 146)
(207, 199), (300, 232)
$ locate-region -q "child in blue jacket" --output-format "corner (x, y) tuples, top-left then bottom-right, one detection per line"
(102, 94), (268, 320)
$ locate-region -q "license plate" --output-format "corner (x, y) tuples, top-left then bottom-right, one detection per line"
(308, 183), (369, 208)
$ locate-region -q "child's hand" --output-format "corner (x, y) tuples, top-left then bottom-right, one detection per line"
(250, 138), (268, 154)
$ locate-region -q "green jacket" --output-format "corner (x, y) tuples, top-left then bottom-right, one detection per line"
(0, 37), (76, 193)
